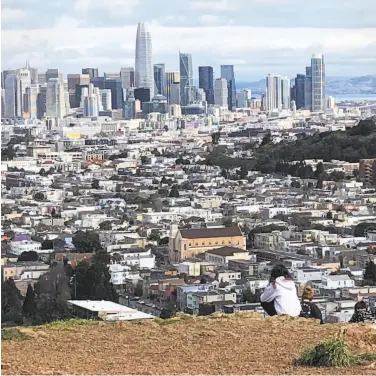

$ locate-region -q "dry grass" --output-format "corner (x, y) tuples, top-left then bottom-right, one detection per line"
(2, 313), (376, 375)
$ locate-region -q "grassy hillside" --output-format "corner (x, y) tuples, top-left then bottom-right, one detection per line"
(2, 314), (376, 375)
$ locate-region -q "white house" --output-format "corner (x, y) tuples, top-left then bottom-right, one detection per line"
(9, 240), (42, 256)
(321, 275), (355, 290)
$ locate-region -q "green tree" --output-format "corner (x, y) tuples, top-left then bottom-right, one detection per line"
(238, 165), (248, 179)
(169, 185), (180, 198)
(148, 230), (161, 243)
(211, 132), (221, 145)
(17, 251), (39, 262)
(134, 280), (143, 297)
(316, 176), (323, 189)
(242, 287), (260, 303)
(160, 303), (176, 319)
(23, 284), (37, 318)
(364, 261), (376, 285)
(34, 192), (45, 201)
(260, 132), (271, 147)
(314, 162), (325, 178)
(72, 230), (102, 253)
(1, 278), (23, 324)
(354, 223), (376, 237)
(74, 259), (118, 302)
(99, 221), (112, 231)
(91, 179), (100, 189)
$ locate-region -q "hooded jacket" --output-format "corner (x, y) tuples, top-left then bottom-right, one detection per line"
(260, 276), (301, 317)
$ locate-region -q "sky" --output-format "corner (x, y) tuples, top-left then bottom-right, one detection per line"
(1, 0), (376, 81)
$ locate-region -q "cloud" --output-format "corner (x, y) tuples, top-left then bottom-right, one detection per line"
(73, 0), (140, 17)
(1, 8), (26, 22)
(190, 0), (233, 12)
(1, 0), (376, 79)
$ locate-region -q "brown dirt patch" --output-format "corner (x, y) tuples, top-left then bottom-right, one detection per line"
(2, 313), (376, 375)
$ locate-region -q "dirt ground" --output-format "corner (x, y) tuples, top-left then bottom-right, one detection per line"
(2, 313), (376, 375)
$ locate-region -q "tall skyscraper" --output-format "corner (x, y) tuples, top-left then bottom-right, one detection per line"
(198, 66), (214, 105)
(46, 69), (63, 83)
(237, 90), (250, 108)
(24, 85), (38, 119)
(100, 89), (112, 111)
(304, 66), (312, 111)
(17, 68), (31, 115)
(154, 64), (166, 96)
(311, 54), (325, 112)
(82, 68), (99, 78)
(67, 74), (90, 108)
(281, 76), (290, 110)
(166, 71), (180, 103)
(2, 69), (16, 89)
(83, 84), (99, 117)
(91, 77), (123, 109)
(135, 22), (154, 99)
(123, 90), (136, 120)
(46, 78), (66, 118)
(179, 52), (193, 106)
(120, 67), (135, 89)
(266, 74), (282, 112)
(169, 83), (180, 105)
(37, 85), (47, 119)
(220, 65), (236, 110)
(295, 74), (305, 110)
(214, 78), (228, 107)
(4, 74), (20, 118)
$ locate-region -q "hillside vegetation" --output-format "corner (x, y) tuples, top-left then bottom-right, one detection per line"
(206, 118), (376, 176)
(2, 313), (376, 375)
(256, 118), (376, 165)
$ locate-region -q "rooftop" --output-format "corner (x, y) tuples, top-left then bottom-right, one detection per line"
(180, 225), (242, 239)
(206, 246), (248, 257)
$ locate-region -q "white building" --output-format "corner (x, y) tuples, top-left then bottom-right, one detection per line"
(135, 22), (154, 99)
(321, 275), (355, 290)
(9, 240), (42, 255)
(311, 53), (325, 112)
(214, 78), (228, 108)
(46, 78), (66, 119)
(266, 74), (282, 112)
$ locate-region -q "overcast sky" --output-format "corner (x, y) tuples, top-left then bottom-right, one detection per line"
(2, 0), (376, 80)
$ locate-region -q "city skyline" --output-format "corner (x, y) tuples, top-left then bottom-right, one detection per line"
(2, 0), (376, 80)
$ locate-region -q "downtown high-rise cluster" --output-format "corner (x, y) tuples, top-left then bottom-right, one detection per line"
(265, 54), (325, 113)
(1, 22), (325, 121)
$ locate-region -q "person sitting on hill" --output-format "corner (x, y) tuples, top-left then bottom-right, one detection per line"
(299, 285), (323, 324)
(260, 264), (301, 317)
(349, 300), (375, 323)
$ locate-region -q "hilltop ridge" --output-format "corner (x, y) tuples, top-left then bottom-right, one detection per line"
(2, 313), (376, 375)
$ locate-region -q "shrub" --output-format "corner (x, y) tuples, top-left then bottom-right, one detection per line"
(296, 339), (376, 368)
(1, 328), (29, 341)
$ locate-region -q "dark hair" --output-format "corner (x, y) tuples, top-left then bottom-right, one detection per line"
(354, 301), (367, 311)
(270, 264), (292, 283)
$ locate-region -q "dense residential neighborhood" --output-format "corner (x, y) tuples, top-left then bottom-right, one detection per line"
(2, 111), (376, 326)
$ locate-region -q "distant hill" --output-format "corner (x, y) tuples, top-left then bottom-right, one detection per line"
(252, 118), (376, 174)
(237, 75), (376, 95)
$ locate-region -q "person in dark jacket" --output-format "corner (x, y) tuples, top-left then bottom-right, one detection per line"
(299, 285), (323, 324)
(349, 301), (374, 323)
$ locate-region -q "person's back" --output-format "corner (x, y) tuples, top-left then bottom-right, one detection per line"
(260, 266), (301, 317)
(299, 285), (323, 324)
(350, 301), (375, 323)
